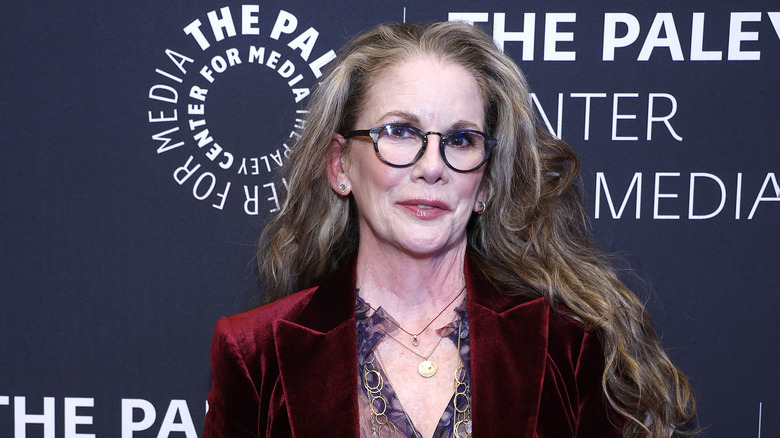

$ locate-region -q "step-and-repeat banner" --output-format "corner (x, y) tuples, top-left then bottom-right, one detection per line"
(3, 1), (778, 436)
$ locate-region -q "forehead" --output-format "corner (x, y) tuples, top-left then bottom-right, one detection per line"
(359, 56), (486, 129)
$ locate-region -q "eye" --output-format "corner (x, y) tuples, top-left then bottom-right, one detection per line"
(378, 125), (422, 145)
(443, 131), (481, 148)
(383, 124), (417, 139)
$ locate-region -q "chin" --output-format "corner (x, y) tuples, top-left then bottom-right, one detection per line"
(396, 233), (462, 258)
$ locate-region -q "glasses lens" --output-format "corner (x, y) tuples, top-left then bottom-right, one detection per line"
(376, 125), (424, 166)
(441, 131), (487, 171)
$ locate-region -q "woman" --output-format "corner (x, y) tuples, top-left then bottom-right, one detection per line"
(204, 22), (695, 437)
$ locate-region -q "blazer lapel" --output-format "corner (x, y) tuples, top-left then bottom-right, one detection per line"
(467, 263), (549, 437)
(270, 256), (550, 437)
(273, 259), (360, 438)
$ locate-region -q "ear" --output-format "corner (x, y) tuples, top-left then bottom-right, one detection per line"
(326, 133), (350, 195)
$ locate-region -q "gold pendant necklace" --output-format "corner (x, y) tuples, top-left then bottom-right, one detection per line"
(363, 321), (471, 437)
(368, 287), (465, 346)
(417, 360), (437, 378)
(384, 330), (444, 377)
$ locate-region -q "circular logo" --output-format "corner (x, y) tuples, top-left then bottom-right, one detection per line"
(146, 6), (336, 216)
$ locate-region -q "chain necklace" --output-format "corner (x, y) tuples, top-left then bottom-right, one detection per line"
(452, 319), (472, 437)
(368, 286), (465, 346)
(363, 350), (400, 437)
(362, 319), (471, 437)
(383, 329), (445, 377)
(374, 350), (422, 438)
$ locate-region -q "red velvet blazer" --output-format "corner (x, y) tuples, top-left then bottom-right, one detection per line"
(204, 258), (624, 437)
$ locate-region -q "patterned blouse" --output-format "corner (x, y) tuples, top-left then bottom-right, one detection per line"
(356, 293), (472, 438)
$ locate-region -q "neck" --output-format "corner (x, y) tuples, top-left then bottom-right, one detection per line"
(355, 237), (467, 326)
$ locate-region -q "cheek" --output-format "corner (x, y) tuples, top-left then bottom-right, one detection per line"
(348, 159), (404, 206)
(352, 155), (404, 189)
(459, 174), (485, 199)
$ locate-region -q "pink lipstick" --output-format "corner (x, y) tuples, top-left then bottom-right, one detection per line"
(398, 199), (449, 219)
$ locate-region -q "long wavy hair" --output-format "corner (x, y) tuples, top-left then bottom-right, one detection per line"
(258, 21), (695, 436)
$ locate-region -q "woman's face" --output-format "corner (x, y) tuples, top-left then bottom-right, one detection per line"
(338, 55), (487, 259)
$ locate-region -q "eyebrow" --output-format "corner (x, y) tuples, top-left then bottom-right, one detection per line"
(377, 111), (420, 125)
(377, 111), (482, 131)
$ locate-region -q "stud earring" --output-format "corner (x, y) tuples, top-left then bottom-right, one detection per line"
(338, 183), (347, 193)
(476, 200), (486, 214)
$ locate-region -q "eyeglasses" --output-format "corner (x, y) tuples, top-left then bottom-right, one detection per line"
(344, 123), (497, 173)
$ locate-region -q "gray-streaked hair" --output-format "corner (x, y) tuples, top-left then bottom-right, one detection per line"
(257, 22), (695, 437)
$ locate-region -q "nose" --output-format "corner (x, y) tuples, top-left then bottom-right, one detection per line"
(411, 132), (447, 184)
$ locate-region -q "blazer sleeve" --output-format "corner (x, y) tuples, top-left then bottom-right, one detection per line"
(204, 316), (261, 438)
(574, 330), (624, 437)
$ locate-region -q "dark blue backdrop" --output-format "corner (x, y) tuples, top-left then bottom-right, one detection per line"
(2, 1), (778, 436)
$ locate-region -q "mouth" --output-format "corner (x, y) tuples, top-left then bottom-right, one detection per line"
(400, 198), (449, 209)
(399, 199), (449, 219)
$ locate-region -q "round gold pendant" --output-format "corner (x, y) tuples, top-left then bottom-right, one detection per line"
(418, 360), (437, 377)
